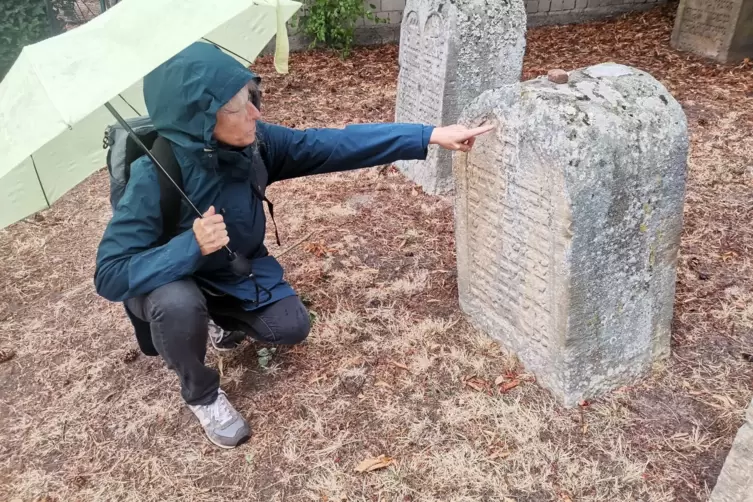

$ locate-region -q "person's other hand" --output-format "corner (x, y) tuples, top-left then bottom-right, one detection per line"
(429, 123), (495, 152)
(193, 206), (229, 255)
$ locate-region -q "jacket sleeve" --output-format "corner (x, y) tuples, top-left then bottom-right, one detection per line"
(94, 157), (204, 302)
(260, 122), (435, 183)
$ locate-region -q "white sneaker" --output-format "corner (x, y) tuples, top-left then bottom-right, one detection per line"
(188, 389), (250, 448)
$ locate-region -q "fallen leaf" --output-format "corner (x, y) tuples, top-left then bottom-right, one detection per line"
(500, 380), (520, 393)
(309, 373), (329, 384)
(0, 348), (16, 364)
(465, 378), (487, 392)
(342, 355), (365, 367)
(304, 241), (337, 257)
(494, 375), (505, 386)
(578, 400), (590, 407)
(390, 360), (411, 372)
(354, 455), (394, 473)
(560, 492), (573, 502)
(489, 449), (511, 460)
(374, 381), (392, 388)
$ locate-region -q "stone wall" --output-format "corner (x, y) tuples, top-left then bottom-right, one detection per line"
(272, 0), (668, 52)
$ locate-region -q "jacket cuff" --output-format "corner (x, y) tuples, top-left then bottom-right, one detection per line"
(421, 125), (435, 153)
(171, 228), (204, 273)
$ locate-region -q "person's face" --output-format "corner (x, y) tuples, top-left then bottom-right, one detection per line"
(213, 82), (261, 147)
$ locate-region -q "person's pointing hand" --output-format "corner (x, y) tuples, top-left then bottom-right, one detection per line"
(429, 123), (495, 152)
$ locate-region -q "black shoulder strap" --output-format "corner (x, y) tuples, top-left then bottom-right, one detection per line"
(150, 136), (183, 244)
(249, 141), (281, 246)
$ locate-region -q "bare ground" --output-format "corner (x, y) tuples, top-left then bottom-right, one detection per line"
(1, 4), (752, 501)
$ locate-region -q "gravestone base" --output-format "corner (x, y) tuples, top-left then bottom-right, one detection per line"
(454, 63), (689, 407)
(395, 0), (527, 195)
(671, 0), (753, 64)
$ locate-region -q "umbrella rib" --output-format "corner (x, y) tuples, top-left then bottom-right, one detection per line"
(23, 50), (71, 129)
(30, 155), (51, 209)
(118, 94), (142, 116)
(201, 38), (253, 67)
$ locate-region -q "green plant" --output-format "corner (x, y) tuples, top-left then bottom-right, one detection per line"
(0, 0), (52, 79)
(300, 0), (386, 58)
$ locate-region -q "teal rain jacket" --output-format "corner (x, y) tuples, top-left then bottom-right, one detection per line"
(94, 42), (434, 310)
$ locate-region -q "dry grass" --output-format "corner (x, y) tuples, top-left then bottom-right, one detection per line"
(1, 3), (753, 501)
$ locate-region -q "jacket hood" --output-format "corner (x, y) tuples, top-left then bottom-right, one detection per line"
(143, 41), (259, 150)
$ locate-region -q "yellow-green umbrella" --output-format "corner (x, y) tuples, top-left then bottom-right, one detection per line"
(0, 0), (301, 230)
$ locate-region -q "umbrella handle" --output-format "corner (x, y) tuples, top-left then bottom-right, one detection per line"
(104, 102), (246, 275)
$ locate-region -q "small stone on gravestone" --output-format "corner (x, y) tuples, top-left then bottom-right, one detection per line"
(453, 64), (689, 407)
(394, 0), (527, 195)
(547, 69), (569, 84)
(671, 0), (753, 64)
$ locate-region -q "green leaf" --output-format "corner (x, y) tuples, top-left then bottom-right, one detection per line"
(257, 347), (277, 369)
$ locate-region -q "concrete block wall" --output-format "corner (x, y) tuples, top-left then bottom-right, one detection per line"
(526, 0), (666, 27)
(272, 0), (667, 53)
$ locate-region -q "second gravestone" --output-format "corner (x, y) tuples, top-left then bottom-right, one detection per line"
(671, 0), (753, 63)
(454, 64), (689, 407)
(394, 0), (526, 195)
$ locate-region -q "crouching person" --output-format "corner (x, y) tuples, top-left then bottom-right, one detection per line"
(93, 42), (492, 448)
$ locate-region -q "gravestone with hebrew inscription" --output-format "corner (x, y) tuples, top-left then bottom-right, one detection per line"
(453, 63), (689, 407)
(394, 0), (526, 195)
(671, 0), (753, 63)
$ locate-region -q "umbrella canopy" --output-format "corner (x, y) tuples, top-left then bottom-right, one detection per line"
(0, 0), (301, 230)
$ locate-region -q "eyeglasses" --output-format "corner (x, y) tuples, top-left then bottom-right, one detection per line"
(249, 87), (261, 110)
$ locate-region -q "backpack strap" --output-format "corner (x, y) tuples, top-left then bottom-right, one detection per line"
(150, 136), (184, 245)
(248, 141), (281, 246)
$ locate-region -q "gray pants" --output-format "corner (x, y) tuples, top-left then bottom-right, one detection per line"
(125, 279), (310, 406)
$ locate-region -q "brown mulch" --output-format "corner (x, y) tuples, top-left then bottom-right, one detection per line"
(1, 3), (752, 501)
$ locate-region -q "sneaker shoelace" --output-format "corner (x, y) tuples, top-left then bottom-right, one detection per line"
(209, 392), (234, 426)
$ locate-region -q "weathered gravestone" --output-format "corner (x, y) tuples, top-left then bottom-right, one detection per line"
(710, 398), (753, 502)
(394, 0), (526, 195)
(453, 63), (689, 406)
(671, 0), (753, 64)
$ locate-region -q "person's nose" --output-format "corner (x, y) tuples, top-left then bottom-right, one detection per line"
(248, 101), (261, 120)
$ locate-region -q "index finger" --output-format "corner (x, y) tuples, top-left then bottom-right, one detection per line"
(466, 124), (495, 137)
(203, 214), (225, 225)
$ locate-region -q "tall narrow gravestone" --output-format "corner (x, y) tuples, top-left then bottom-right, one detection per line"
(394, 0), (526, 195)
(454, 64), (689, 406)
(671, 0), (753, 64)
